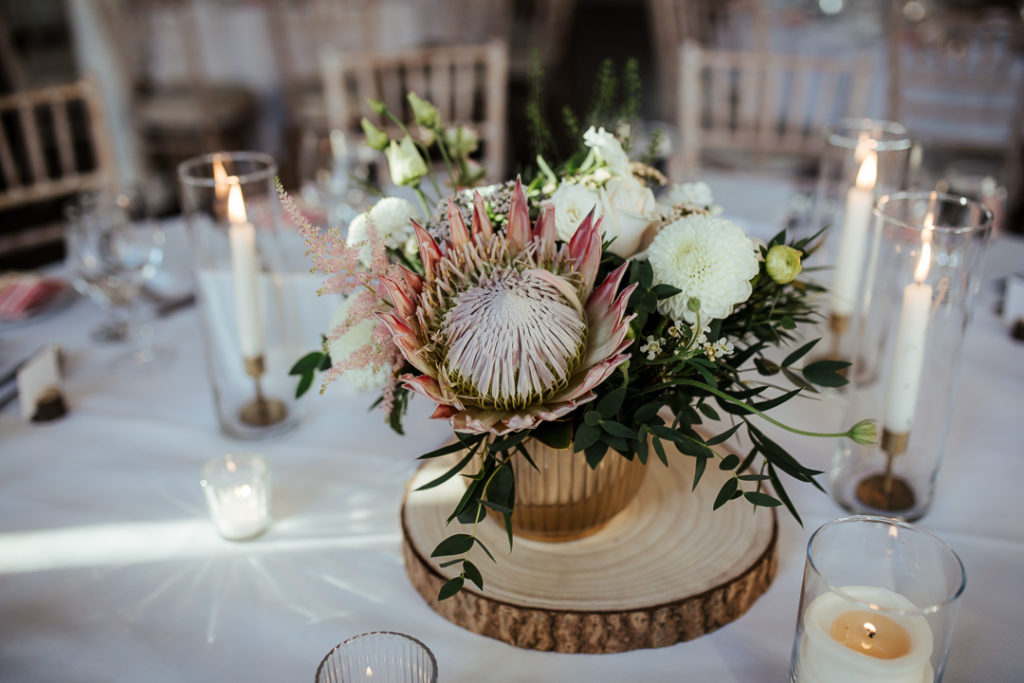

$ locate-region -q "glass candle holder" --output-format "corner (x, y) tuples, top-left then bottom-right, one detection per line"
(178, 151), (299, 439)
(789, 516), (965, 683)
(811, 119), (913, 365)
(831, 192), (992, 519)
(315, 632), (438, 683)
(200, 453), (271, 541)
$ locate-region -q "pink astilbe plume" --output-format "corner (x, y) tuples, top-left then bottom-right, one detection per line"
(277, 180), (405, 399)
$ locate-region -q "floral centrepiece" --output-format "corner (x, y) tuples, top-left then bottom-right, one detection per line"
(286, 90), (875, 601)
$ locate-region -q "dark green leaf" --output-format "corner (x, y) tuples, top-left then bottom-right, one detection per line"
(713, 478), (738, 510)
(596, 387), (627, 418)
(652, 437), (668, 466)
(697, 403), (720, 421)
(318, 352), (332, 371)
(583, 410), (602, 427)
(431, 534), (475, 558)
(802, 360), (851, 388)
(487, 464), (514, 507)
(600, 419), (635, 439)
(437, 558), (462, 568)
(447, 477), (483, 523)
(692, 455), (706, 491)
(490, 430), (528, 452)
(749, 388), (803, 412)
(745, 491), (782, 507)
(738, 473), (770, 481)
(289, 351), (325, 375)
(573, 423), (601, 452)
(416, 447), (478, 490)
(438, 577), (464, 601)
(584, 442), (608, 468)
(782, 367), (818, 394)
(514, 442), (539, 471)
(719, 454), (740, 470)
(533, 420), (572, 449)
(473, 537), (495, 562)
(782, 339), (820, 367)
(479, 499), (512, 514)
(768, 463), (802, 526)
(636, 426), (649, 465)
(706, 423), (742, 446)
(633, 402), (662, 423)
(417, 434), (482, 460)
(294, 373), (314, 398)
(754, 357), (780, 376)
(651, 283), (682, 299)
(462, 561), (484, 590)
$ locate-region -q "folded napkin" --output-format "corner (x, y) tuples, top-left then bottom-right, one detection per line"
(0, 274), (66, 322)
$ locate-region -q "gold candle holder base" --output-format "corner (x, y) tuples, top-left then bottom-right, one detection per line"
(239, 354), (288, 428)
(854, 428), (915, 512)
(239, 396), (288, 427)
(855, 473), (916, 512)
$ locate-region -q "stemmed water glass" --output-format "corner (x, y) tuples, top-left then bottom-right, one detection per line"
(297, 122), (375, 228)
(65, 188), (164, 363)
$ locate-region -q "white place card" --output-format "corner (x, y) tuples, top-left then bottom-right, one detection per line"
(17, 345), (64, 421)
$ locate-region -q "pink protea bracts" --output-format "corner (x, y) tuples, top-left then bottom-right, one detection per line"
(377, 179), (637, 435)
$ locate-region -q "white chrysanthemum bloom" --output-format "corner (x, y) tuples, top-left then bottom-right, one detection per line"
(549, 182), (602, 243)
(583, 126), (631, 176)
(346, 197), (420, 267)
(327, 297), (390, 391)
(648, 215), (759, 324)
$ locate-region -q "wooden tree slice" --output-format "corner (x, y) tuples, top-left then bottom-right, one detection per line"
(401, 444), (778, 654)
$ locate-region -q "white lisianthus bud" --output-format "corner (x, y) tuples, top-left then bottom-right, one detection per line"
(386, 136), (428, 186)
(583, 125), (631, 176)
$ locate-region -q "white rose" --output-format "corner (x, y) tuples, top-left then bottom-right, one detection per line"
(549, 182), (603, 243)
(346, 197), (420, 267)
(599, 176), (656, 257)
(327, 296), (390, 391)
(583, 125), (631, 176)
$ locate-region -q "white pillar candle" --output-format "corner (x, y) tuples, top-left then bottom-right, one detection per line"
(884, 229), (933, 433)
(796, 585), (934, 683)
(226, 182), (265, 360)
(831, 152), (878, 317)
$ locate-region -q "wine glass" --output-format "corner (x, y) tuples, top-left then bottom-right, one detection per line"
(65, 189), (164, 362)
(297, 122), (376, 229)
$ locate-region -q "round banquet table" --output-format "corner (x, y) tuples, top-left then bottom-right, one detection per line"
(1, 226), (1022, 682)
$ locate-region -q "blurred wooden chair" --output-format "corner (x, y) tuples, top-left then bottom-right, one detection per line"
(675, 41), (870, 179)
(96, 0), (257, 176)
(647, 0), (766, 119)
(321, 40), (509, 180)
(0, 78), (115, 257)
(887, 8), (1024, 195)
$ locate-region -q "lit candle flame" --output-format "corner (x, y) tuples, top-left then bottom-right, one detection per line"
(212, 157), (229, 202)
(855, 152), (877, 190)
(915, 212), (935, 284)
(365, 666), (373, 677)
(227, 181), (247, 224)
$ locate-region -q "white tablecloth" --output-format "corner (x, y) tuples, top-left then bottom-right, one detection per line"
(1, 230), (1022, 682)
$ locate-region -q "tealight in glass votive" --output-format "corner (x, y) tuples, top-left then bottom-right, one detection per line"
(811, 119), (912, 365)
(789, 516), (965, 683)
(178, 152), (299, 439)
(315, 632), (438, 683)
(831, 192), (992, 519)
(200, 453), (271, 540)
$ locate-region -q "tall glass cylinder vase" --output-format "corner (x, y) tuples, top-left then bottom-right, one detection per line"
(178, 151), (300, 439)
(811, 119), (913, 365)
(830, 192), (992, 520)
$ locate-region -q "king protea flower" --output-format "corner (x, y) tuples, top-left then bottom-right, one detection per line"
(376, 179), (637, 435)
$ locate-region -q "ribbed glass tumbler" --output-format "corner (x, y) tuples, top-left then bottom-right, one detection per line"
(315, 632), (437, 683)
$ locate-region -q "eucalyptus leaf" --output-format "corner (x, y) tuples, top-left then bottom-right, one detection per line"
(600, 419), (635, 439)
(573, 423), (601, 452)
(289, 351), (325, 376)
(802, 359), (851, 388)
(719, 454), (740, 470)
(462, 561), (484, 590)
(430, 533), (475, 558)
(782, 339), (820, 367)
(438, 577), (464, 601)
(294, 373), (314, 399)
(597, 387), (627, 418)
(744, 491), (782, 507)
(713, 477), (738, 510)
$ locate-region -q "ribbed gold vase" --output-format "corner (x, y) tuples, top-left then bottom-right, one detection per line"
(503, 439), (647, 542)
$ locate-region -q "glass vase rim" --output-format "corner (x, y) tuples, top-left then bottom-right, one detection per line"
(315, 631), (438, 683)
(806, 515), (966, 616)
(826, 118), (912, 151)
(874, 191), (994, 236)
(177, 151), (278, 188)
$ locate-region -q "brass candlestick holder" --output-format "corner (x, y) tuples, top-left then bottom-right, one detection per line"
(855, 428), (915, 512)
(827, 312), (849, 362)
(240, 356), (288, 427)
